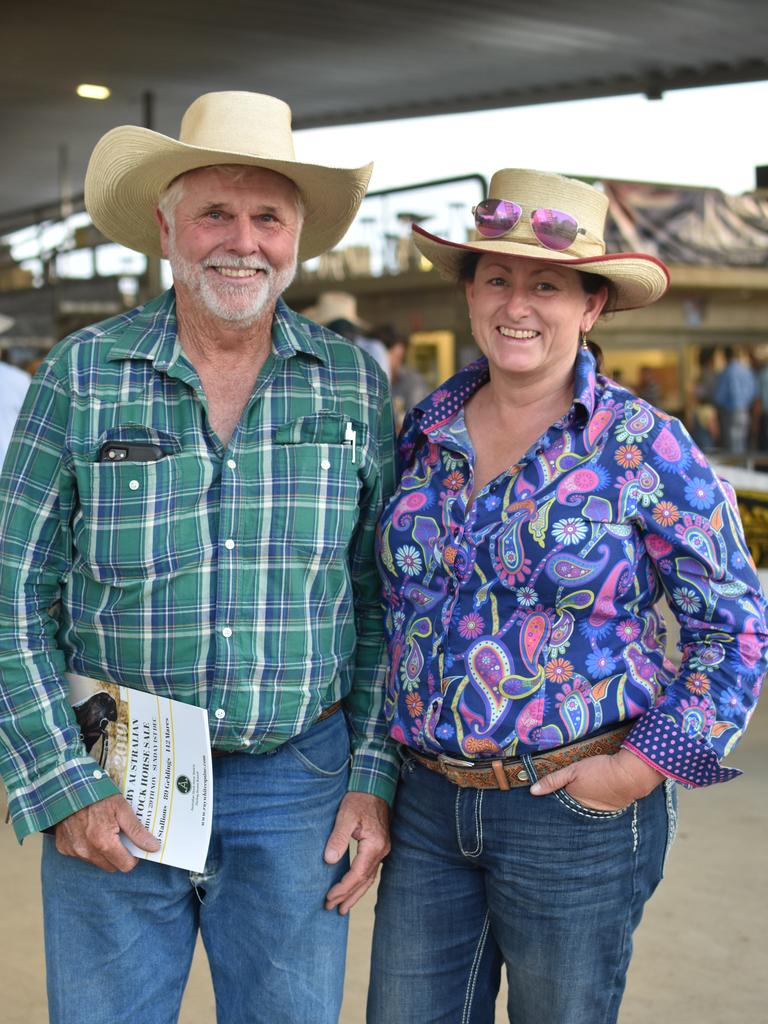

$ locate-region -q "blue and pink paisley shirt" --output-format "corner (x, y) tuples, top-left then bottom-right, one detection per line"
(376, 348), (767, 787)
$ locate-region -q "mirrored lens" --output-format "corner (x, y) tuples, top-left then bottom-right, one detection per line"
(530, 208), (579, 250)
(474, 199), (522, 238)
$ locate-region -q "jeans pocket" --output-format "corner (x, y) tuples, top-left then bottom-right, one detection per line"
(661, 777), (678, 874)
(285, 714), (351, 777)
(552, 787), (633, 821)
(522, 753), (632, 822)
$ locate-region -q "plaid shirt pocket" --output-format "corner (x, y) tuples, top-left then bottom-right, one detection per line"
(72, 450), (209, 582)
(272, 414), (369, 558)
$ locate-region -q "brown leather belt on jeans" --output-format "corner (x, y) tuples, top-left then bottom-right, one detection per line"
(211, 700), (343, 758)
(409, 723), (632, 790)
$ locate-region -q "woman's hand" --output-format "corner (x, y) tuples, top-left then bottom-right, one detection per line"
(529, 748), (666, 811)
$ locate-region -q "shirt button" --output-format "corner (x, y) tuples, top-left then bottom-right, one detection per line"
(224, 539), (235, 550)
(227, 459), (237, 470)
(222, 626), (233, 638)
(310, 380), (320, 389)
(92, 769), (103, 780)
(128, 480), (140, 491)
(320, 458), (331, 470)
(214, 708), (226, 720)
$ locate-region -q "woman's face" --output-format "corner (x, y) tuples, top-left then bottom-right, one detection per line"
(465, 254), (607, 382)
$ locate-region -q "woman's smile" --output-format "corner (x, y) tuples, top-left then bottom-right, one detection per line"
(497, 326), (539, 340)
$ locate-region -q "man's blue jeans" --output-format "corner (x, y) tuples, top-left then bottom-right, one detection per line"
(42, 711), (351, 1024)
(368, 753), (677, 1024)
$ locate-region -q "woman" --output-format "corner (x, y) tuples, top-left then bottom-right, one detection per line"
(368, 169), (767, 1024)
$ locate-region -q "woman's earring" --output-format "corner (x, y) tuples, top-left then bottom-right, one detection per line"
(580, 330), (589, 350)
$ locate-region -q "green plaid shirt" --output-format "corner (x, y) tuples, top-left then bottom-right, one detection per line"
(0, 290), (399, 841)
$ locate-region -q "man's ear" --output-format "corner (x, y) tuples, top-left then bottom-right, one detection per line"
(154, 207), (170, 259)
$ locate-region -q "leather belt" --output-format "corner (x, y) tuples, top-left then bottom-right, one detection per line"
(315, 699), (344, 723)
(211, 700), (343, 758)
(409, 723), (632, 790)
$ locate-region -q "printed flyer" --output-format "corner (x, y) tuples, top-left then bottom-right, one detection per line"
(67, 672), (212, 872)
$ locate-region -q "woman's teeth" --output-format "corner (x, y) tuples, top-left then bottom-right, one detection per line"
(498, 327), (538, 339)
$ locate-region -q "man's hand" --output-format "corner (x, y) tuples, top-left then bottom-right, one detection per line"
(323, 792), (391, 915)
(530, 748), (665, 812)
(54, 794), (161, 873)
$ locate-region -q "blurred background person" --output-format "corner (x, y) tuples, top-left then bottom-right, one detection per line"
(0, 315), (31, 468)
(374, 323), (428, 429)
(636, 364), (661, 406)
(689, 347), (720, 452)
(713, 345), (756, 455)
(302, 291), (390, 377)
(754, 347), (768, 452)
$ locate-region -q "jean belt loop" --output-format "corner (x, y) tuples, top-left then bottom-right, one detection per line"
(519, 752), (539, 785)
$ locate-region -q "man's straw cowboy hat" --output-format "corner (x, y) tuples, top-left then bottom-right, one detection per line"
(84, 91), (372, 263)
(412, 168), (670, 311)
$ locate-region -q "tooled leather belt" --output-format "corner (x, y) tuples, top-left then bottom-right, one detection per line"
(409, 723), (632, 790)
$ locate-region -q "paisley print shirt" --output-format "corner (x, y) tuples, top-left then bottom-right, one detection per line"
(376, 348), (767, 787)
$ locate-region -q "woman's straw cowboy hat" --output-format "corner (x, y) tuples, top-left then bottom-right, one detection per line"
(412, 168), (670, 311)
(84, 91), (372, 263)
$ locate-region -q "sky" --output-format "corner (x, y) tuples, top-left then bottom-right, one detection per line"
(296, 80), (768, 196)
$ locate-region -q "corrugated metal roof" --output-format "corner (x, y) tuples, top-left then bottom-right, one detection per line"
(2, 0), (767, 217)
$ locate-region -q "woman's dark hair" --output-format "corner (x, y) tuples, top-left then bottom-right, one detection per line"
(577, 271), (612, 371)
(458, 252), (481, 283)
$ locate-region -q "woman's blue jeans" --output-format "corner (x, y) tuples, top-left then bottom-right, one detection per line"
(42, 711), (351, 1024)
(368, 753), (677, 1024)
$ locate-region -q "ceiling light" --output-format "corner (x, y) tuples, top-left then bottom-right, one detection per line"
(76, 84), (111, 100)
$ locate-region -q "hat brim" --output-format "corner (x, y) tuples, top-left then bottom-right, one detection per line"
(412, 225), (670, 312)
(84, 126), (373, 262)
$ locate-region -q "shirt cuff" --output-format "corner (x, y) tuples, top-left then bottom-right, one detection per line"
(623, 707), (742, 788)
(6, 757), (121, 842)
(348, 739), (401, 805)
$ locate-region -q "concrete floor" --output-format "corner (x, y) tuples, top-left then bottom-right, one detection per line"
(3, 701), (766, 1023)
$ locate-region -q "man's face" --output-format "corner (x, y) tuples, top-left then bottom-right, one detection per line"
(156, 165), (302, 324)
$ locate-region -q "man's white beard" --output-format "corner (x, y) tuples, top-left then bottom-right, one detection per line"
(167, 235), (297, 324)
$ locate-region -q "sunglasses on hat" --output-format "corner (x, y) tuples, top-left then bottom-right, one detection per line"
(472, 198), (598, 252)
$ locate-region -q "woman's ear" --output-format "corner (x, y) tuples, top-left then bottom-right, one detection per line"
(581, 285), (609, 333)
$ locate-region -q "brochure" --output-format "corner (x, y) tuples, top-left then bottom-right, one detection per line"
(67, 672), (212, 873)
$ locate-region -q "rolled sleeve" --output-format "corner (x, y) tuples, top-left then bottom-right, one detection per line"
(0, 359), (102, 839)
(345, 380), (400, 804)
(628, 419), (768, 786)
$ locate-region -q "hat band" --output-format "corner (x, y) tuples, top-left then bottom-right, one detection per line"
(473, 199), (605, 255)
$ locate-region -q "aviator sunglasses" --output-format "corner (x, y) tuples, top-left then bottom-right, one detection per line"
(472, 198), (599, 252)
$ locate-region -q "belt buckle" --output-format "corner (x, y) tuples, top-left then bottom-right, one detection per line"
(437, 754), (476, 773)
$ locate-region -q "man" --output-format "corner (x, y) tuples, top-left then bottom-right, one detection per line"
(0, 91), (398, 1024)
(374, 324), (429, 430)
(303, 290), (391, 377)
(713, 345), (756, 454)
